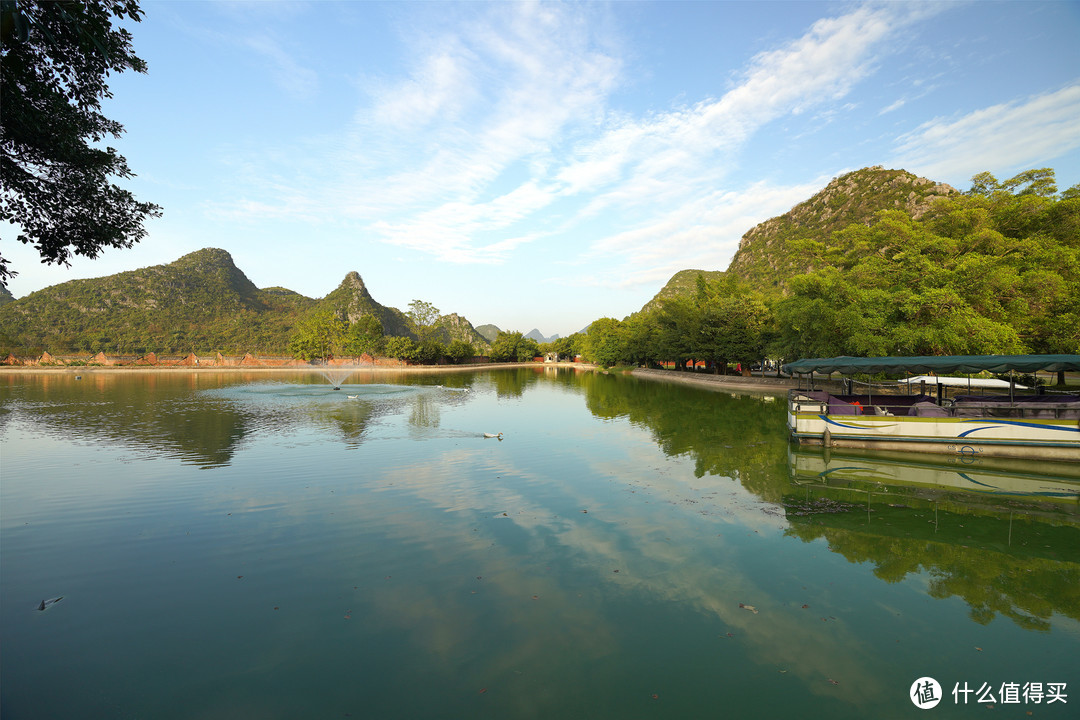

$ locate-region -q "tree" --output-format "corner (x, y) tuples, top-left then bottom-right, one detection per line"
(406, 299), (441, 343)
(289, 310), (346, 361)
(342, 314), (383, 357)
(583, 318), (626, 367)
(489, 330), (538, 362)
(413, 340), (446, 365)
(446, 339), (475, 364)
(1, 0), (161, 285)
(383, 336), (418, 362)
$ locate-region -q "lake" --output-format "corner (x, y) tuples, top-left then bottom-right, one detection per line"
(1, 367), (1077, 719)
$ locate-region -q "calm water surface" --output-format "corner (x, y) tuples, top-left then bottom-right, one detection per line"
(1, 368), (1077, 719)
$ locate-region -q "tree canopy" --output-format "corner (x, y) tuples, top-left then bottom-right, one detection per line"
(772, 171), (1079, 358)
(1, 0), (160, 285)
(575, 168), (1078, 368)
(489, 330), (539, 362)
(406, 299), (441, 343)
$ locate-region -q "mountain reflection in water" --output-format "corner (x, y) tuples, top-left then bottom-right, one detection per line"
(1, 368), (1076, 720)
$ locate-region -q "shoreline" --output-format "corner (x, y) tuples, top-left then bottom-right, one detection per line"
(630, 367), (802, 395)
(0, 361), (595, 375)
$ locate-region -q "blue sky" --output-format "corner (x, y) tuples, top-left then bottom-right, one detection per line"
(4, 0), (1079, 338)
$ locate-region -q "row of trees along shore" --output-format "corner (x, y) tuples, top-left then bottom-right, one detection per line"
(286, 299), (571, 365)
(582, 169), (1079, 372)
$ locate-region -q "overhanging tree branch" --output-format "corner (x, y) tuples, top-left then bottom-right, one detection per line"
(0, 0), (161, 286)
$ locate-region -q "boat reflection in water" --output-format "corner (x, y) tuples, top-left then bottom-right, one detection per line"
(789, 446), (1080, 502)
(786, 445), (1080, 561)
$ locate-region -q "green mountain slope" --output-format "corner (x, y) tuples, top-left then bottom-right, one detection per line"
(614, 166), (1077, 363)
(726, 166), (959, 292)
(435, 314), (491, 349)
(313, 271), (412, 338)
(0, 248), (316, 354)
(642, 269), (727, 311)
(474, 324), (500, 343)
(645, 167), (960, 310)
(0, 249), (493, 356)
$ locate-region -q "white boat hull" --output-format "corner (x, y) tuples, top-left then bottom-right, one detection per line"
(788, 393), (1080, 462)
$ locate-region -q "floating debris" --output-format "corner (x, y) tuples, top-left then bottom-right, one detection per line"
(782, 498), (861, 516)
(738, 603), (758, 614)
(37, 597), (63, 611)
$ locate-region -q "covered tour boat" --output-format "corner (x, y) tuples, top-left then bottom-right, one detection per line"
(783, 355), (1080, 463)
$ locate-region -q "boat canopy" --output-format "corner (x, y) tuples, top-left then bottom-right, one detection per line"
(782, 354), (1080, 376)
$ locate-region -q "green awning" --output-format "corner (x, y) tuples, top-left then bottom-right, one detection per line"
(782, 354), (1080, 376)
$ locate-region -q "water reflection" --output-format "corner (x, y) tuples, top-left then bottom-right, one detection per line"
(0, 373), (479, 467)
(581, 372), (790, 497)
(1, 368), (1078, 719)
(784, 446), (1080, 631)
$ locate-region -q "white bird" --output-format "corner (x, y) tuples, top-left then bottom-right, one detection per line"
(483, 433), (503, 439)
(347, 395), (359, 399)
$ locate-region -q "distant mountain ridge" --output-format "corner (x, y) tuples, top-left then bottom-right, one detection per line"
(0, 248), (488, 355)
(525, 328), (560, 344)
(474, 324), (500, 343)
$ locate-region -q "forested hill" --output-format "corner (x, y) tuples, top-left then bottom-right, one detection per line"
(315, 271), (412, 338)
(647, 167), (960, 305)
(0, 248), (493, 356)
(643, 269), (726, 311)
(0, 284), (13, 306)
(0, 248), (315, 354)
(611, 167), (1078, 367)
(727, 166), (959, 292)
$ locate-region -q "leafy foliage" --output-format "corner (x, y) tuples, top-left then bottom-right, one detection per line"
(489, 330), (540, 362)
(383, 336), (418, 362)
(583, 275), (770, 370)
(445, 339), (476, 363)
(720, 166), (960, 297)
(1, 0), (161, 284)
(288, 309), (347, 361)
(633, 167), (1076, 364)
(772, 172), (1079, 358)
(406, 299), (440, 343)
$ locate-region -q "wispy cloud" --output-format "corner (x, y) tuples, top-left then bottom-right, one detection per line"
(879, 97), (906, 115)
(892, 83), (1080, 182)
(210, 2), (940, 286)
(242, 34), (319, 99)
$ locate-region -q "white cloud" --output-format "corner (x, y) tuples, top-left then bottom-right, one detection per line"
(208, 2), (940, 286)
(243, 35), (319, 99)
(371, 46), (476, 128)
(879, 98), (906, 115)
(566, 179), (824, 292)
(891, 83), (1080, 182)
(558, 3), (935, 287)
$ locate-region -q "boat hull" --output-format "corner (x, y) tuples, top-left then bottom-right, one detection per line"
(787, 392), (1080, 462)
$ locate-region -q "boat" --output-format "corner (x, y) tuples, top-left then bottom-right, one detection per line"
(783, 354), (1080, 463)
